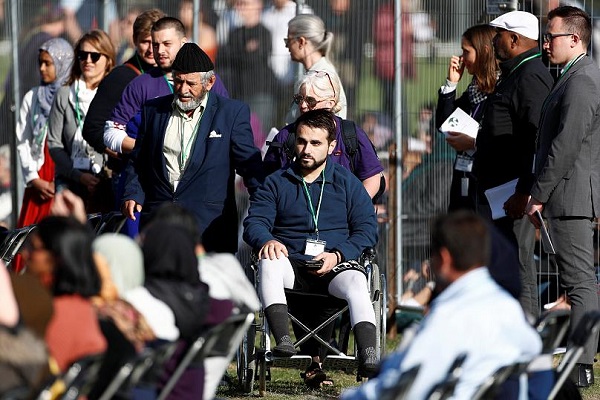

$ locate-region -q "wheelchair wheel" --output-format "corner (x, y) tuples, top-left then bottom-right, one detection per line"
(237, 321), (256, 393)
(370, 262), (386, 356)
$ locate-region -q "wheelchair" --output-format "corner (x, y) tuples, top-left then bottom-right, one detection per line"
(237, 248), (387, 395)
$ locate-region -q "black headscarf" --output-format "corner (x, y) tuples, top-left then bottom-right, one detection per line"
(142, 222), (210, 341)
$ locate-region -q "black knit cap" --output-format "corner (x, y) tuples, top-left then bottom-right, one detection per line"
(172, 42), (214, 73)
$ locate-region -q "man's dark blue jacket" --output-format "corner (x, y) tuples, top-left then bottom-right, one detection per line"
(243, 160), (377, 261)
(123, 92), (264, 253)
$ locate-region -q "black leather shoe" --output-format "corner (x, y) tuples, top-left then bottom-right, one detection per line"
(571, 363), (594, 387)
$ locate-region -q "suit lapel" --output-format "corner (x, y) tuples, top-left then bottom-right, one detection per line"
(176, 93), (218, 192)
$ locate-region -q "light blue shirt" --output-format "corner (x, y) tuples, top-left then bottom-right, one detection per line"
(342, 267), (542, 400)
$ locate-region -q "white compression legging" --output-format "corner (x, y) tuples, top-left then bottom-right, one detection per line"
(259, 257), (376, 326)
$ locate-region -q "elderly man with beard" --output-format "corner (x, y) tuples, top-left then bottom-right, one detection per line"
(122, 42), (264, 253)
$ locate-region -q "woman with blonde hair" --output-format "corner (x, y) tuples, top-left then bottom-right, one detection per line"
(284, 14), (347, 123)
(436, 24), (499, 211)
(47, 29), (116, 213)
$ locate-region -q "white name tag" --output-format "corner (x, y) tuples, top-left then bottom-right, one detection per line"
(304, 239), (326, 256)
(455, 155), (473, 172)
(73, 157), (91, 170)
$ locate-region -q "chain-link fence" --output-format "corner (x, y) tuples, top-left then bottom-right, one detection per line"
(1, 0), (600, 318)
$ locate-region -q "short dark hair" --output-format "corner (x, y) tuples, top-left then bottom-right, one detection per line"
(430, 211), (490, 272)
(295, 108), (337, 143)
(548, 6), (591, 48)
(133, 9), (165, 42)
(36, 216), (100, 297)
(151, 16), (186, 37)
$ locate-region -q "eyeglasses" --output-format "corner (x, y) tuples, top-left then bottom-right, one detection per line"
(542, 32), (573, 43)
(77, 50), (102, 63)
(283, 37), (297, 47)
(293, 94), (323, 109)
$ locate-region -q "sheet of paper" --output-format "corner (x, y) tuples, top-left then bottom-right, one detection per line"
(439, 107), (480, 139)
(536, 210), (556, 254)
(261, 127), (279, 160)
(484, 179), (518, 220)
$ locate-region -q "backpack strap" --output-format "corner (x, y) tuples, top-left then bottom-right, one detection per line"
(124, 61), (142, 76)
(282, 123), (297, 163)
(340, 119), (358, 172)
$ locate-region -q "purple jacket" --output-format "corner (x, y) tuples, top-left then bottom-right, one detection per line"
(263, 115), (383, 181)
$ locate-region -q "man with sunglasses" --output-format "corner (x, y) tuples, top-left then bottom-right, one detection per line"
(526, 6), (600, 388)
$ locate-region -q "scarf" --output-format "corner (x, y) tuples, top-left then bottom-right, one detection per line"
(33, 38), (73, 143)
(466, 76), (487, 108)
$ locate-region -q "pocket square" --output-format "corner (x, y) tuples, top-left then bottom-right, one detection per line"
(208, 130), (222, 138)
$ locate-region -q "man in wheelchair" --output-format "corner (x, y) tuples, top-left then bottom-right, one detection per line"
(243, 109), (379, 382)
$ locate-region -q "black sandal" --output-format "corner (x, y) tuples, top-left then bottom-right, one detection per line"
(301, 362), (334, 388)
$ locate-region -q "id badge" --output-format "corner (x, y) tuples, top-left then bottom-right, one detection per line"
(305, 239), (326, 256)
(455, 154), (473, 172)
(73, 157), (91, 170)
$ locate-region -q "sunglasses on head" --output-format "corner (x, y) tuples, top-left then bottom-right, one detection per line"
(77, 50), (102, 63)
(307, 70), (336, 99)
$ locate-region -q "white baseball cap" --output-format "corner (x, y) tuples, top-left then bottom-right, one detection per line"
(489, 11), (539, 41)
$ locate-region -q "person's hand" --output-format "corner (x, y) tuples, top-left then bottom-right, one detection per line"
(447, 55), (465, 84)
(526, 197), (544, 229)
(105, 147), (120, 159)
(312, 252), (338, 276)
(79, 172), (100, 193)
(121, 200), (142, 221)
(259, 240), (288, 260)
(445, 132), (475, 152)
(504, 192), (530, 219)
(30, 178), (55, 201)
(50, 189), (87, 223)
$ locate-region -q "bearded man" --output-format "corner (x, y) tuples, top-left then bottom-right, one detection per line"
(122, 42), (264, 253)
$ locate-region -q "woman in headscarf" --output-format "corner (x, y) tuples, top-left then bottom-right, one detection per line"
(16, 38), (74, 228)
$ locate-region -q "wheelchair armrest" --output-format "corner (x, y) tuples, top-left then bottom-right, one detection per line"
(361, 247), (376, 262)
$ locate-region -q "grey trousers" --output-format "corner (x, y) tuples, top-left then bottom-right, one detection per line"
(549, 217), (599, 364)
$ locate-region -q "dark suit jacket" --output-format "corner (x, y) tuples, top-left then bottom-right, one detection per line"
(123, 92), (264, 253)
(531, 56), (600, 218)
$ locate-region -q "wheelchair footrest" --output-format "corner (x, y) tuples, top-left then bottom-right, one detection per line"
(271, 355), (312, 370)
(322, 355), (358, 372)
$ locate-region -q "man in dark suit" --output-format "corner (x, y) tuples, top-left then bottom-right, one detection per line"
(121, 43), (264, 253)
(526, 5), (600, 388)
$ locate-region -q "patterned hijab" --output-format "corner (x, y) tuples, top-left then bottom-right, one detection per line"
(35, 38), (73, 133)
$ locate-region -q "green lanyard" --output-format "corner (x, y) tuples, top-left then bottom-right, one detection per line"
(179, 107), (204, 172)
(163, 74), (174, 93)
(506, 52), (541, 79)
(540, 53), (586, 118)
(301, 170), (325, 237)
(135, 54), (145, 74)
(74, 81), (83, 129)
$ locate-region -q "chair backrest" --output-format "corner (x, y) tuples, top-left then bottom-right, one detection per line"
(534, 309), (571, 354)
(35, 353), (104, 400)
(95, 212), (127, 235)
(156, 311), (254, 400)
(427, 353), (468, 400)
(548, 311), (600, 400)
(1, 225), (37, 271)
(97, 341), (178, 400)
